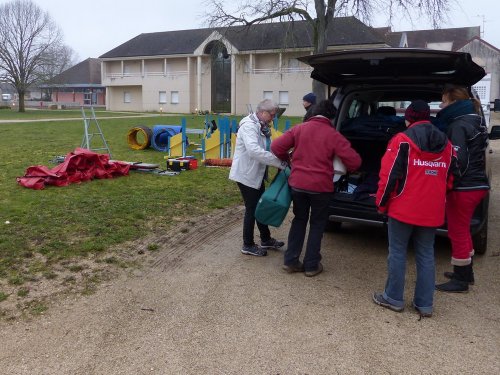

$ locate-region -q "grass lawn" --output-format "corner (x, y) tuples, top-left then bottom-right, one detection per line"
(0, 109), (301, 312)
(0, 108), (153, 120)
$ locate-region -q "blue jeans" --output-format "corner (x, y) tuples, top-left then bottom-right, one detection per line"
(237, 182), (271, 246)
(284, 190), (332, 272)
(383, 217), (436, 314)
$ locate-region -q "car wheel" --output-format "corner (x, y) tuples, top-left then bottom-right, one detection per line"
(472, 219), (488, 255)
(325, 221), (342, 232)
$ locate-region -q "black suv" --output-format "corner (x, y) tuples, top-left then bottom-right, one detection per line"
(299, 48), (500, 254)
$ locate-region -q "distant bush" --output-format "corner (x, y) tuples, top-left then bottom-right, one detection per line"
(0, 106), (12, 110)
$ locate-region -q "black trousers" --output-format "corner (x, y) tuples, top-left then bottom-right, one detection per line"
(285, 190), (332, 272)
(237, 182), (271, 246)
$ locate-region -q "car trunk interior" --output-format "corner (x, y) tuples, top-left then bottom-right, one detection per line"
(332, 139), (387, 212)
(331, 87), (443, 212)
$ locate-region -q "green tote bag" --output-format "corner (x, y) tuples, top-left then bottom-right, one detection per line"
(255, 167), (292, 227)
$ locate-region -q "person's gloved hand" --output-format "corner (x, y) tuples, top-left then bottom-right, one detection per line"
(278, 160), (288, 170)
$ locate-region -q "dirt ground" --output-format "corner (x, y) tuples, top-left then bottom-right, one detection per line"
(1, 141), (499, 374)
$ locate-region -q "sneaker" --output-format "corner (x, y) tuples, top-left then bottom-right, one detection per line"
(372, 292), (404, 312)
(260, 238), (285, 249)
(304, 263), (323, 277)
(412, 303), (432, 318)
(241, 244), (267, 257)
(282, 262), (305, 273)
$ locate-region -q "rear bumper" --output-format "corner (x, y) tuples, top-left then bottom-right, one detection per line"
(328, 209), (485, 237)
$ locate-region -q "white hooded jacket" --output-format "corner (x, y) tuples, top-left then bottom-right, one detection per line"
(229, 114), (285, 189)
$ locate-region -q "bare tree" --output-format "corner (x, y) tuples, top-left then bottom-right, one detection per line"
(204, 0), (452, 100)
(38, 44), (78, 84)
(0, 0), (73, 111)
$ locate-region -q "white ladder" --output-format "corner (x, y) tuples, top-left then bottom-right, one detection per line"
(81, 106), (112, 158)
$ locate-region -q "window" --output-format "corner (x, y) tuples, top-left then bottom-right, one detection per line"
(426, 42), (453, 51)
(473, 84), (487, 101)
(347, 99), (363, 118)
(84, 92), (92, 105)
(159, 91), (167, 104)
(263, 91), (273, 100)
(123, 91), (131, 103)
(171, 91), (179, 104)
(287, 58), (300, 69)
(279, 91), (289, 105)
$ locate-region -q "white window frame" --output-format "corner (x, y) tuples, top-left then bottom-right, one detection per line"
(278, 91), (289, 105)
(159, 91), (167, 104)
(171, 91), (179, 104)
(263, 91), (273, 100)
(123, 91), (131, 103)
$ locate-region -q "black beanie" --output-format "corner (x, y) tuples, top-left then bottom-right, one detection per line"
(302, 92), (316, 105)
(405, 100), (431, 124)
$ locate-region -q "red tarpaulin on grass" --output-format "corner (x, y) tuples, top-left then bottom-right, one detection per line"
(17, 148), (131, 190)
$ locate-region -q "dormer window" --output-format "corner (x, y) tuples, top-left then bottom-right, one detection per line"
(426, 42), (453, 51)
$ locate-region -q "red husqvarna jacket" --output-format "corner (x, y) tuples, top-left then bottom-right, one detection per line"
(376, 121), (455, 227)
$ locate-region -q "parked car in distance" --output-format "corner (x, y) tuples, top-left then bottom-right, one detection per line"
(299, 48), (500, 254)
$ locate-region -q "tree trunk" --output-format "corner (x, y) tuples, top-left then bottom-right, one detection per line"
(311, 1), (329, 102)
(18, 91), (25, 112)
(312, 10), (327, 102)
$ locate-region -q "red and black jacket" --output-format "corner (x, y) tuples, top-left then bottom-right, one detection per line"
(376, 121), (455, 227)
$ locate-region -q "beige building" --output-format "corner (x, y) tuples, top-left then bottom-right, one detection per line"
(99, 18), (500, 116)
(99, 17), (387, 116)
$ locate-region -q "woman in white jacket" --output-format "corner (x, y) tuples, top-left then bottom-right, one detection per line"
(229, 99), (287, 256)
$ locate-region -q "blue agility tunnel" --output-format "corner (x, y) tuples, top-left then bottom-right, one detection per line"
(151, 125), (182, 152)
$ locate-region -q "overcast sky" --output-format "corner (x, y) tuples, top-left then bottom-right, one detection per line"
(3, 0), (498, 61)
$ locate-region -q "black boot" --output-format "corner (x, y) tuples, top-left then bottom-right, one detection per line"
(436, 265), (472, 293)
(443, 262), (475, 285)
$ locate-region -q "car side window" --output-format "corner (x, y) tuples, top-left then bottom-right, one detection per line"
(348, 99), (363, 118)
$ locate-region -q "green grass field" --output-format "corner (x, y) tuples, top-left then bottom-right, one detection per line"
(0, 108), (145, 120)
(0, 109), (301, 296)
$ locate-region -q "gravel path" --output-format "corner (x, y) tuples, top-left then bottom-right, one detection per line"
(1, 145), (499, 375)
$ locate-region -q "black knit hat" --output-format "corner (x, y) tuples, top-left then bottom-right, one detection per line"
(302, 92), (316, 105)
(405, 100), (430, 124)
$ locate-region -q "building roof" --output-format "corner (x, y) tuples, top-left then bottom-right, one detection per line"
(384, 26), (481, 51)
(50, 58), (102, 86)
(99, 17), (386, 58)
(460, 36), (500, 53)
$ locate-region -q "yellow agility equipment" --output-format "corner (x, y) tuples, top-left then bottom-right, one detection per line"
(168, 132), (184, 157)
(271, 129), (283, 141)
(127, 126), (152, 150)
(204, 129), (223, 159)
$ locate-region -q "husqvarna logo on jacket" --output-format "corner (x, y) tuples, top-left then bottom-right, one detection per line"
(413, 159), (447, 168)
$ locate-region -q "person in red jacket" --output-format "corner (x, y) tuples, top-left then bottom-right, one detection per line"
(271, 100), (361, 277)
(372, 100), (455, 317)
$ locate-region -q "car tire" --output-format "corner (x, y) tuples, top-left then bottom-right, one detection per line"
(325, 221), (342, 232)
(472, 218), (488, 255)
